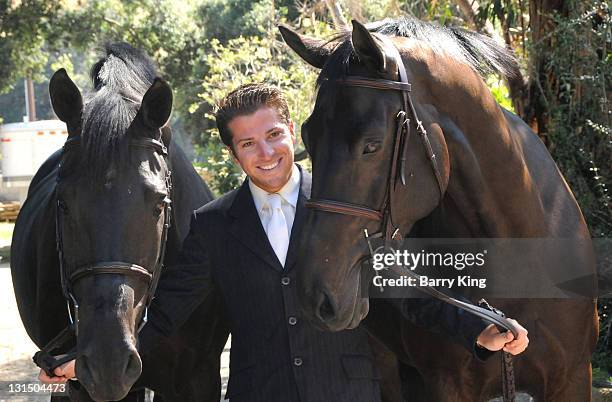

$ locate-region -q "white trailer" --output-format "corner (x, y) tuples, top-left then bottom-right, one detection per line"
(0, 120), (68, 202)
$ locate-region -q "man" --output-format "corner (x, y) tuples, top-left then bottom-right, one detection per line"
(41, 83), (528, 401)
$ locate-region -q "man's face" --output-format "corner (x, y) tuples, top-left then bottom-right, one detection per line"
(229, 106), (296, 193)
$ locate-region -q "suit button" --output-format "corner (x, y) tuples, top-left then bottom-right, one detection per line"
(288, 316), (297, 325)
(293, 357), (303, 366)
(281, 277), (290, 285)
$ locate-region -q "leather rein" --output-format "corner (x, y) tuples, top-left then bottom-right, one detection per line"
(304, 36), (518, 402)
(33, 136), (172, 376)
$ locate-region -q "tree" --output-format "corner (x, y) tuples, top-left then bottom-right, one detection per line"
(0, 0), (58, 94)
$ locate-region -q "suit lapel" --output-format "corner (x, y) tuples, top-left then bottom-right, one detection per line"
(284, 168), (311, 272)
(228, 180), (283, 271)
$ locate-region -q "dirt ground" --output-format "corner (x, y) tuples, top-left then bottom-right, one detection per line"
(0, 265), (50, 402)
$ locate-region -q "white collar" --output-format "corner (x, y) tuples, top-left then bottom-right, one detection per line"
(249, 164), (300, 212)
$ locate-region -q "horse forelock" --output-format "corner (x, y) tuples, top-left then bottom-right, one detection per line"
(81, 43), (157, 183)
(317, 16), (518, 89)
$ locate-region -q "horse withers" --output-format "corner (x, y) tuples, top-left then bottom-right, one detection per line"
(11, 43), (228, 401)
(280, 18), (598, 401)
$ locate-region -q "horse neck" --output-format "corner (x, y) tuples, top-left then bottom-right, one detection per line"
(164, 140), (215, 263)
(414, 61), (550, 237)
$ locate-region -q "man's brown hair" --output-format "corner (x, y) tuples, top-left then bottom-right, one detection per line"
(215, 83), (290, 149)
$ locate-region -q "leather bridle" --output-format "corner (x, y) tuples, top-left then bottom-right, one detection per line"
(306, 36), (445, 244)
(34, 135), (172, 375)
(56, 135), (172, 334)
(304, 35), (518, 402)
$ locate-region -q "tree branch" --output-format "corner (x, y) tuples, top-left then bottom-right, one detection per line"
(323, 0), (348, 30)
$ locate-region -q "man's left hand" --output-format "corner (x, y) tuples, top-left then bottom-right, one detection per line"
(476, 319), (529, 355)
(38, 360), (76, 384)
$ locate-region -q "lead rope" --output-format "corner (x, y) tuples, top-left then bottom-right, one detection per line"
(479, 299), (516, 402)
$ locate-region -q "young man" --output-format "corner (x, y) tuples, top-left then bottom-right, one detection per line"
(41, 83), (528, 401)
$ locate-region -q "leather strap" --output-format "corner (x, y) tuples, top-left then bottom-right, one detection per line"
(69, 262), (153, 284)
(336, 77), (411, 91)
(306, 199), (383, 221)
(32, 325), (76, 377)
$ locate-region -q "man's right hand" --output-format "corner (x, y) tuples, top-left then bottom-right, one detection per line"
(38, 359), (76, 383)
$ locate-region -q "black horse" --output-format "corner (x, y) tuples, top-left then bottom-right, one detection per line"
(11, 43), (229, 401)
(280, 18), (598, 401)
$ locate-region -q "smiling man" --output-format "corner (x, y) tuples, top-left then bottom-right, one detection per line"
(41, 83), (528, 401)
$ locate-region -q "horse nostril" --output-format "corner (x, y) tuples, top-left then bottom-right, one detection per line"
(315, 290), (337, 323)
(123, 350), (142, 380)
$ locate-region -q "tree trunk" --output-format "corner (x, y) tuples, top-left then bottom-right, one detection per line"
(526, 0), (569, 137)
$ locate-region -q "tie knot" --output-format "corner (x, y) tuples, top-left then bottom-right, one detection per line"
(266, 193), (282, 210)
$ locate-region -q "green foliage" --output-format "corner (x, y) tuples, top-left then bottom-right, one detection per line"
(486, 76), (515, 112)
(535, 2), (610, 238)
(592, 366), (612, 386)
(194, 134), (243, 196)
(0, 0), (56, 93)
(196, 0), (274, 41)
(594, 301), (612, 375)
(528, 0), (611, 373)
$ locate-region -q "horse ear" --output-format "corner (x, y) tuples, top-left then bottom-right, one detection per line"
(49, 69), (82, 128)
(351, 20), (385, 73)
(278, 24), (330, 69)
(140, 78), (173, 130)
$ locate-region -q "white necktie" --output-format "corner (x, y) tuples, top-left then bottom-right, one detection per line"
(265, 193), (290, 267)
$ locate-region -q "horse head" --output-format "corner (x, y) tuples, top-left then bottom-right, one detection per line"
(280, 21), (455, 331)
(48, 44), (173, 400)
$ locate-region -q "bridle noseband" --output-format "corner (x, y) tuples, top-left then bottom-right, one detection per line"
(305, 35), (445, 244)
(55, 135), (173, 335)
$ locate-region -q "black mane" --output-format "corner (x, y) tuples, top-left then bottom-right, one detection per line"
(82, 42), (157, 181)
(317, 16), (519, 86)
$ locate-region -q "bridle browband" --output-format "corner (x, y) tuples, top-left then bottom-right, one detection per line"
(34, 135), (172, 376)
(304, 35), (518, 402)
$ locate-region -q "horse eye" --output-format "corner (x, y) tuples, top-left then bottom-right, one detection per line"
(363, 141), (381, 154)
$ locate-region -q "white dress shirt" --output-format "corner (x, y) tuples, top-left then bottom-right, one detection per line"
(249, 164), (300, 245)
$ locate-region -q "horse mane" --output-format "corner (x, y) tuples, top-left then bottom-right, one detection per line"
(317, 16), (519, 86)
(82, 42), (157, 181)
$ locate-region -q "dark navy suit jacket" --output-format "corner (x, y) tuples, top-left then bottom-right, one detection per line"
(143, 169), (382, 402)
